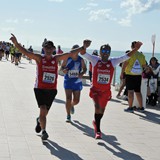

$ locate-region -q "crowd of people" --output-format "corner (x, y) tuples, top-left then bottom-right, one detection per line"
(1, 34), (159, 141)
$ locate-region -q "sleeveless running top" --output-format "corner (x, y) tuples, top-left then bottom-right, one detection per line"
(64, 56), (82, 81)
(34, 55), (58, 89)
(92, 60), (114, 91)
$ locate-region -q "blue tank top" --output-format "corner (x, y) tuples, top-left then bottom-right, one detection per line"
(64, 56), (82, 81)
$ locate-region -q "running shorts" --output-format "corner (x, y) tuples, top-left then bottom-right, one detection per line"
(64, 80), (82, 91)
(89, 87), (111, 108)
(125, 75), (142, 92)
(34, 88), (57, 110)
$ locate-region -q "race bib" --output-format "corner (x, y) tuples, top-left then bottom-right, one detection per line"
(131, 59), (142, 74)
(68, 70), (79, 78)
(97, 74), (110, 84)
(43, 72), (55, 83)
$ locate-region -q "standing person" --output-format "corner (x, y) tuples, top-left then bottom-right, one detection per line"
(116, 50), (130, 99)
(57, 45), (63, 55)
(147, 57), (159, 106)
(10, 33), (91, 140)
(28, 46), (33, 63)
(150, 57), (160, 106)
(89, 50), (98, 82)
(57, 45), (63, 66)
(10, 44), (15, 63)
(61, 44), (87, 122)
(124, 41), (147, 112)
(80, 41), (143, 139)
(5, 43), (10, 61)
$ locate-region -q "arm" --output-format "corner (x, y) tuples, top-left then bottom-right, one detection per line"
(60, 59), (68, 74)
(120, 61), (128, 79)
(127, 41), (143, 57)
(79, 59), (87, 78)
(55, 40), (91, 62)
(152, 65), (160, 75)
(111, 41), (143, 67)
(10, 34), (41, 63)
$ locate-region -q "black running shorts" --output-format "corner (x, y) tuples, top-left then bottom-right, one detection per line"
(34, 88), (57, 110)
(125, 75), (142, 92)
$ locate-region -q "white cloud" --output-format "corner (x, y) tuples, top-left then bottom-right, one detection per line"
(5, 19), (18, 24)
(118, 16), (131, 26)
(118, 0), (160, 26)
(89, 9), (114, 21)
(24, 19), (34, 23)
(121, 0), (160, 16)
(79, 7), (91, 11)
(0, 27), (15, 32)
(87, 3), (98, 7)
(48, 0), (64, 2)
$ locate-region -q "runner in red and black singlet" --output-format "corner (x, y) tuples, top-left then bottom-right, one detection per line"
(10, 33), (91, 140)
(80, 41), (143, 139)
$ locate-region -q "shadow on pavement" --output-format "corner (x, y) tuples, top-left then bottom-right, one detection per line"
(133, 110), (160, 125)
(72, 120), (144, 160)
(72, 120), (94, 138)
(43, 140), (83, 160)
(110, 98), (121, 103)
(54, 98), (65, 104)
(18, 66), (26, 69)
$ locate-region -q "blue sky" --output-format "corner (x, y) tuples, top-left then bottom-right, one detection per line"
(1, 0), (160, 53)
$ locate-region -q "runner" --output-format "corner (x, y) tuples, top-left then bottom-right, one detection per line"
(10, 33), (91, 140)
(80, 41), (143, 139)
(61, 44), (87, 122)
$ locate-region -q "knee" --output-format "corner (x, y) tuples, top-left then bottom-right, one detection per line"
(128, 92), (134, 98)
(40, 105), (48, 117)
(73, 99), (79, 105)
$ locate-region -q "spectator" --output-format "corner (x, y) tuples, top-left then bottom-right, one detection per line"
(124, 41), (147, 112)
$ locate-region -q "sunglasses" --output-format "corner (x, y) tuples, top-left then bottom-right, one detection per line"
(101, 49), (110, 54)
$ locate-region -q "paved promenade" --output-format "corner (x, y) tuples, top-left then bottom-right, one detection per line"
(0, 57), (160, 160)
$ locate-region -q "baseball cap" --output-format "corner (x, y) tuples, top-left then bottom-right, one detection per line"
(43, 41), (55, 48)
(92, 50), (98, 56)
(72, 44), (79, 50)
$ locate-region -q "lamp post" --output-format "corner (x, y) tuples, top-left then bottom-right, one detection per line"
(151, 34), (156, 57)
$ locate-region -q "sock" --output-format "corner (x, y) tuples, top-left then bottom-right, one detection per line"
(94, 113), (103, 133)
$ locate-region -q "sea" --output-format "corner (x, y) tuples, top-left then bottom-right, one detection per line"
(35, 47), (160, 84)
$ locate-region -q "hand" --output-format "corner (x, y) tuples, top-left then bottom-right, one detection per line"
(78, 73), (83, 79)
(10, 33), (18, 45)
(83, 39), (91, 49)
(134, 41), (143, 50)
(62, 68), (68, 74)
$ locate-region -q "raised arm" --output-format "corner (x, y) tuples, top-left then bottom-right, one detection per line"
(10, 33), (41, 63)
(55, 39), (91, 62)
(79, 58), (87, 78)
(127, 41), (143, 57)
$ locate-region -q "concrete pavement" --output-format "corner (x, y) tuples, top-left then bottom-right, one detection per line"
(0, 57), (160, 160)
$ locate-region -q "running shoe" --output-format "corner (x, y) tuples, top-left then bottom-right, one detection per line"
(137, 107), (145, 113)
(41, 130), (49, 140)
(66, 115), (71, 123)
(95, 132), (102, 139)
(70, 106), (75, 114)
(116, 95), (122, 99)
(92, 120), (97, 134)
(35, 117), (41, 133)
(124, 107), (134, 113)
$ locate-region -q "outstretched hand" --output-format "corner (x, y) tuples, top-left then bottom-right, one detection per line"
(135, 41), (143, 50)
(83, 39), (91, 49)
(10, 33), (18, 45)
